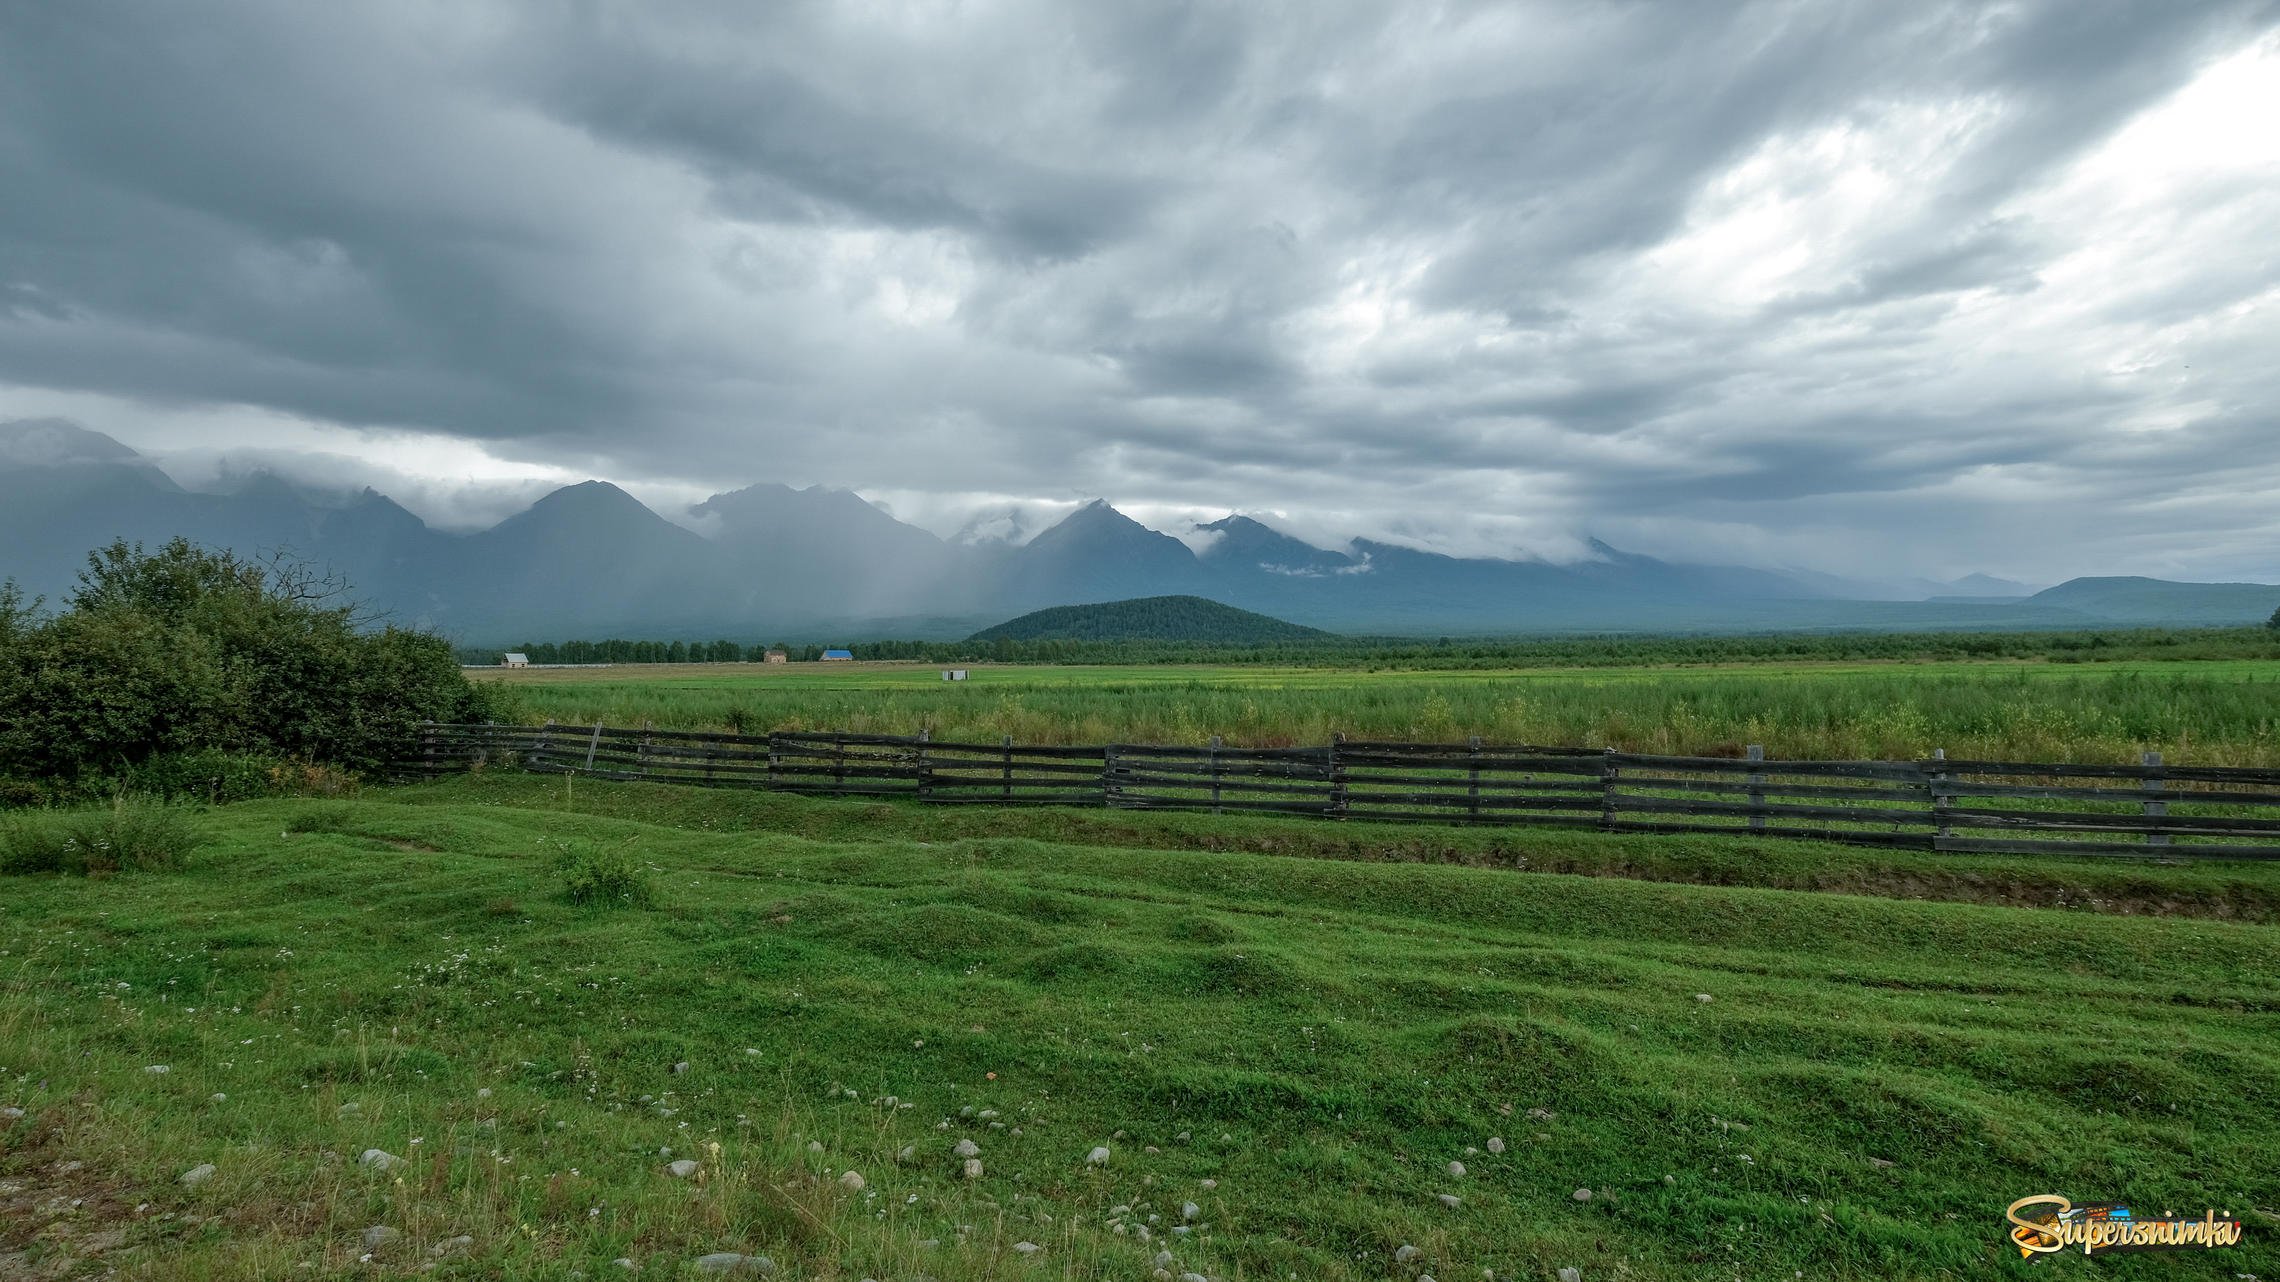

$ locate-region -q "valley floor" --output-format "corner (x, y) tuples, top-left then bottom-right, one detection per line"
(2, 777), (2276, 1279)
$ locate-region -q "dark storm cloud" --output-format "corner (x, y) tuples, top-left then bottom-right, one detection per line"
(1, 0), (2277, 579)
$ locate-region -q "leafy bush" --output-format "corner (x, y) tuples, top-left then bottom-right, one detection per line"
(121, 750), (289, 803)
(555, 840), (655, 908)
(0, 798), (201, 875)
(0, 539), (503, 792)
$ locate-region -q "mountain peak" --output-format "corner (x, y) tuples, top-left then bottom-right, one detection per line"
(1194, 513), (1353, 576)
(0, 417), (178, 488)
(496, 481), (674, 532)
(1027, 500), (1172, 551)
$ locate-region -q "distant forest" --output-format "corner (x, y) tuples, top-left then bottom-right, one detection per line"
(476, 626), (2280, 669)
(968, 595), (1333, 644)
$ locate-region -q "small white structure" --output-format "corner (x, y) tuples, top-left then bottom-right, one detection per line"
(503, 652), (531, 668)
(942, 669), (969, 681)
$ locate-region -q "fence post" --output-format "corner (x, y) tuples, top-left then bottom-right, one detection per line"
(1929, 748), (1950, 849)
(916, 728), (933, 802)
(1101, 743), (1117, 808)
(420, 720), (437, 777)
(1746, 744), (1765, 832)
(2143, 750), (2167, 852)
(1600, 747), (1618, 832)
(639, 720), (654, 783)
(1210, 736), (1224, 814)
(1329, 732), (1347, 820)
(585, 721), (604, 773)
(1003, 734), (1014, 802)
(832, 733), (845, 793)
(1468, 735), (1483, 823)
(766, 733), (780, 791)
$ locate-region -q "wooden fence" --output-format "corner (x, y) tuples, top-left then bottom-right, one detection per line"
(398, 723), (2280, 861)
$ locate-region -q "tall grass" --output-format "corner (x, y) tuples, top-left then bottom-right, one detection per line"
(488, 664), (2280, 764)
(0, 797), (202, 875)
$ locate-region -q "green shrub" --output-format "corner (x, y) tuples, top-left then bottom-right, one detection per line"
(122, 750), (290, 803)
(555, 840), (655, 908)
(0, 798), (202, 875)
(0, 539), (498, 790)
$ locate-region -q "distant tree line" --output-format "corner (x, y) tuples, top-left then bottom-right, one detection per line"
(474, 625), (2280, 670)
(500, 639), (777, 665)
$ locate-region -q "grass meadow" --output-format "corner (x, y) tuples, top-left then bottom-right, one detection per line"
(475, 657), (2280, 765)
(3, 775), (2277, 1279)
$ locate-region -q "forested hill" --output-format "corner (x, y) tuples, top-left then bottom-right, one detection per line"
(967, 596), (1336, 643)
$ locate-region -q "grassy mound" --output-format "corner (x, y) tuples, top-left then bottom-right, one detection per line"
(0, 781), (2274, 1279)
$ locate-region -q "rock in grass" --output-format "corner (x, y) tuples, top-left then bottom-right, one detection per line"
(1571, 1187), (1593, 1202)
(1011, 1241), (1041, 1254)
(1154, 1250), (1175, 1268)
(672, 1061), (690, 1075)
(1558, 1269), (1583, 1282)
(1086, 1145), (1112, 1165)
(430, 1235), (474, 1257)
(0, 1107), (23, 1120)
(143, 1064), (170, 1074)
(693, 1253), (775, 1274)
(953, 1139), (980, 1159)
(667, 1160), (700, 1178)
(1486, 1137), (1505, 1154)
(838, 1170), (864, 1191)
(360, 1226), (401, 1251)
(1437, 1193), (1461, 1208)
(359, 1149), (405, 1172)
(1395, 1244), (1421, 1263)
(961, 1158), (983, 1179)
(1180, 1274), (1209, 1282)
(1447, 1160), (1466, 1177)
(179, 1163), (216, 1186)
(1181, 1201), (1200, 1221)
(1694, 993), (1713, 1004)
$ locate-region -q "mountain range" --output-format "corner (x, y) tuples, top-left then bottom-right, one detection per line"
(4, 418), (2276, 643)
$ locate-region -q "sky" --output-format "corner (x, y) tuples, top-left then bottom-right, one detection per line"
(2, 1), (2278, 582)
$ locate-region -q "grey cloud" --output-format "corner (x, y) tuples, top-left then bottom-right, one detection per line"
(0, 0), (2276, 583)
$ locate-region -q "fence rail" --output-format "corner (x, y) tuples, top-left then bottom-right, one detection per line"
(398, 723), (2280, 861)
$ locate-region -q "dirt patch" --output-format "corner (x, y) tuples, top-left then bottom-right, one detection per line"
(0, 1127), (145, 1280)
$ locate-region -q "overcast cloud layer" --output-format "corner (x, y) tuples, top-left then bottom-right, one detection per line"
(3, 1), (2278, 579)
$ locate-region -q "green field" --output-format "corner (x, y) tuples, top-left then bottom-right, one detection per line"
(4, 776), (2277, 1279)
(477, 657), (2280, 765)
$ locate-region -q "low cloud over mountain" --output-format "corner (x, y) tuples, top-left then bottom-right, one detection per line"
(10, 421), (2275, 643)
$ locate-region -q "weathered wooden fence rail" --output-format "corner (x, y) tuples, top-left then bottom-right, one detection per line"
(398, 723), (2280, 860)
